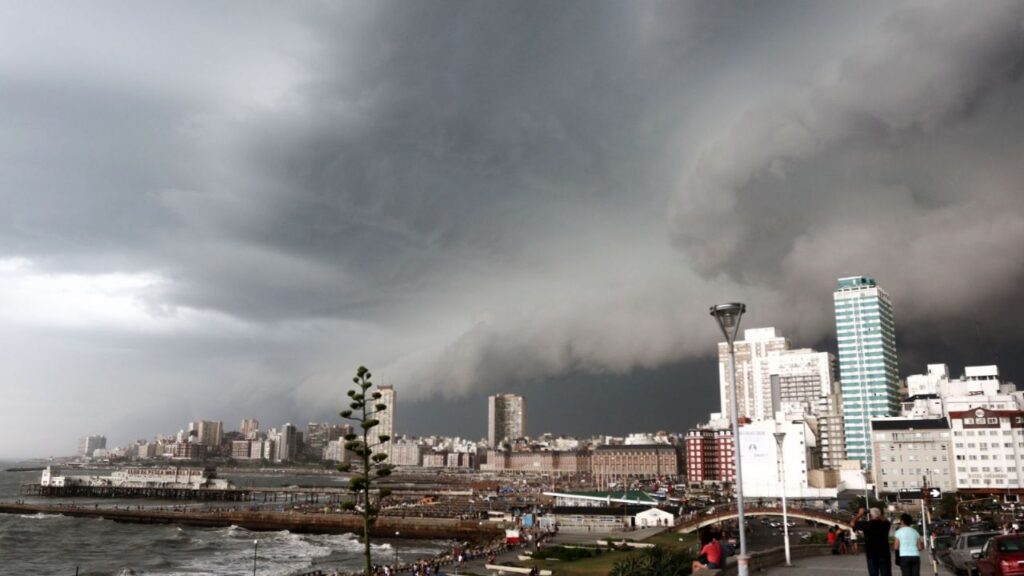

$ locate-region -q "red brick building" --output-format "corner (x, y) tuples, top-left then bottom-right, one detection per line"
(684, 424), (736, 485)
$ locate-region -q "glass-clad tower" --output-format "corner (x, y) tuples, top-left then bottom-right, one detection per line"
(834, 276), (899, 465)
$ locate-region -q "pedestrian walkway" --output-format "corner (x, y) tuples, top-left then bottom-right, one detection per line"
(762, 554), (956, 575)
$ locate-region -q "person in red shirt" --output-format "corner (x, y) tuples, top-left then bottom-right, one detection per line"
(692, 528), (723, 571)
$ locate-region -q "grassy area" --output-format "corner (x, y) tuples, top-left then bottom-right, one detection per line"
(462, 531), (696, 576)
(505, 531), (697, 576)
(641, 530), (698, 552)
(525, 547), (638, 576)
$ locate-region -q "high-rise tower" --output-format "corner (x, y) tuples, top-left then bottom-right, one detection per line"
(488, 394), (526, 447)
(717, 327), (790, 422)
(834, 276), (899, 465)
(377, 385), (396, 455)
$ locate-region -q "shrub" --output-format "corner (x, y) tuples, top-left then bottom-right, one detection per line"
(609, 546), (692, 576)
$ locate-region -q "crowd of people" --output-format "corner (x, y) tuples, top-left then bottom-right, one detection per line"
(689, 506), (935, 576)
(318, 525), (555, 576)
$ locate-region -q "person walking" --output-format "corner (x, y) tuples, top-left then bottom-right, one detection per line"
(853, 507), (893, 576)
(893, 513), (924, 576)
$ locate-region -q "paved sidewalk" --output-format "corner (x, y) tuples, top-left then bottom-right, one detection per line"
(763, 554), (956, 575)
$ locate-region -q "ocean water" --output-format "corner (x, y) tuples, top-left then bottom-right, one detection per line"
(0, 463), (449, 576)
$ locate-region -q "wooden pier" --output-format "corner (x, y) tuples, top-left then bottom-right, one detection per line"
(20, 483), (357, 504)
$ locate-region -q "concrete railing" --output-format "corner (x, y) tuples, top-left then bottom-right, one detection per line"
(705, 544), (834, 576)
(596, 539), (656, 549)
(484, 564), (552, 575)
(679, 507), (852, 534)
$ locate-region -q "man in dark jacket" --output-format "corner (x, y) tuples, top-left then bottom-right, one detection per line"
(853, 507), (893, 576)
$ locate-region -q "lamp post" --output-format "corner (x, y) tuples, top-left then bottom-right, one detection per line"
(773, 430), (791, 567)
(710, 302), (749, 576)
(252, 540), (258, 576)
(394, 531), (400, 570)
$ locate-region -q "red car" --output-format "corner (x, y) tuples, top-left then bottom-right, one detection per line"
(976, 535), (1024, 576)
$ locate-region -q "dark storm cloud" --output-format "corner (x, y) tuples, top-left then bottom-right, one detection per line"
(670, 0), (1024, 345)
(1, 1), (1022, 456)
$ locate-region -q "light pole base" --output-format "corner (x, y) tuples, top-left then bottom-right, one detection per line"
(737, 553), (750, 576)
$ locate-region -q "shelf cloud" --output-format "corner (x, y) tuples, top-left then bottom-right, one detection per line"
(1, 1), (1023, 456)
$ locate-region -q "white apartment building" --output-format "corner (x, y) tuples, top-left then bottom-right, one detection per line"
(718, 327), (791, 422)
(766, 348), (847, 468)
(240, 419), (260, 439)
(231, 440), (251, 459)
(950, 407), (1024, 492)
(135, 443), (158, 459)
(624, 433), (671, 445)
(765, 349), (836, 415)
(905, 364), (1020, 417)
(188, 421), (223, 448)
(78, 435), (107, 457)
(389, 440), (425, 466)
(323, 439), (351, 464)
(249, 438), (275, 461)
(870, 418), (954, 494)
(269, 423), (297, 462)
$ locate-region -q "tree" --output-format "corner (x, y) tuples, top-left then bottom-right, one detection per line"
(338, 366), (393, 576)
(847, 494), (884, 514)
(935, 493), (958, 519)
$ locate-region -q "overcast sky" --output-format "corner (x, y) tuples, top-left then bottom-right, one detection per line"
(2, 1), (1024, 459)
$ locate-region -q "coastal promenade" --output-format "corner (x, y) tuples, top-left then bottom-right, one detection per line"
(0, 501), (504, 540)
(761, 553), (955, 575)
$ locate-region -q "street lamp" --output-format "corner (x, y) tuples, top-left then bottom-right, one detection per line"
(773, 430), (791, 567)
(252, 540), (258, 576)
(394, 531), (400, 569)
(710, 302), (749, 576)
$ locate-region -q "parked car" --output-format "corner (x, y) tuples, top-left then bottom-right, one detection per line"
(975, 534), (1024, 576)
(951, 532), (1001, 575)
(934, 535), (955, 567)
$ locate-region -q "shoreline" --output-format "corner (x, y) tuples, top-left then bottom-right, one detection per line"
(0, 501), (504, 541)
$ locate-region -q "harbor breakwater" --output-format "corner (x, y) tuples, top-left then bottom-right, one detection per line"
(0, 502), (505, 540)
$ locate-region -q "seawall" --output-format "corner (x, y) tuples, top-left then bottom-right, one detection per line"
(0, 502), (504, 540)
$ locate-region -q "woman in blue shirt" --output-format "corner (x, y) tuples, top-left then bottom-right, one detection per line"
(893, 513), (924, 576)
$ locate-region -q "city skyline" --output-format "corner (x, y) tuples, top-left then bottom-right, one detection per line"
(4, 1), (1024, 459)
(3, 274), (1019, 460)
